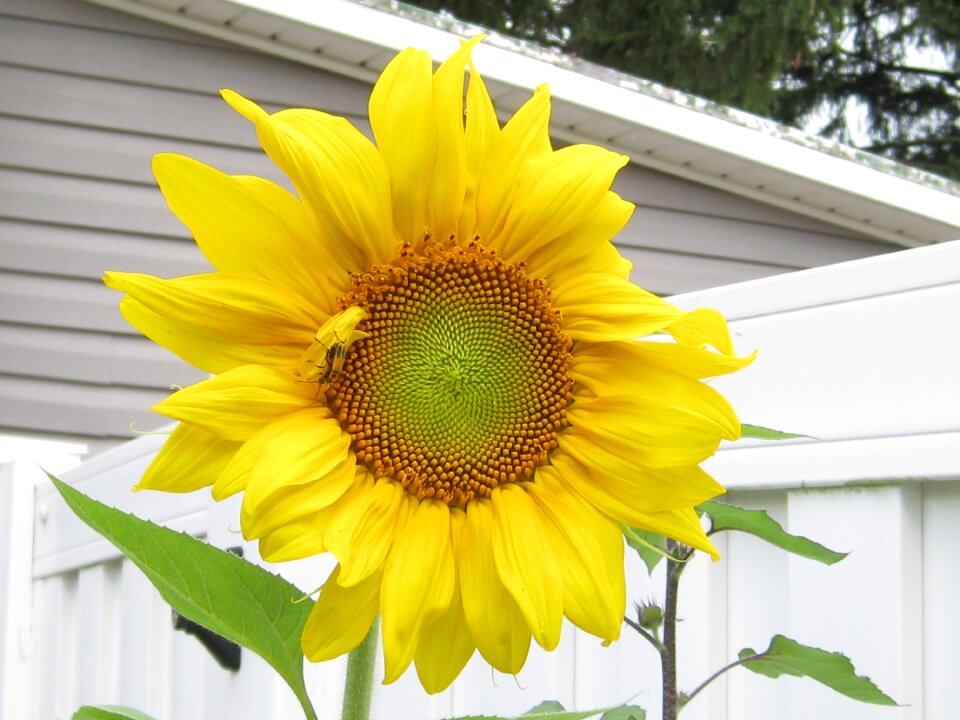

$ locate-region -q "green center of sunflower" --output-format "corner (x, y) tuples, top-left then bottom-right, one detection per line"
(328, 240), (574, 507)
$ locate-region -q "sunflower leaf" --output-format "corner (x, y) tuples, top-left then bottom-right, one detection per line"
(523, 702), (567, 715)
(72, 707), (156, 720)
(47, 474), (317, 720)
(448, 702), (635, 720)
(699, 501), (847, 565)
(599, 705), (646, 720)
(738, 635), (897, 705)
(740, 424), (809, 440)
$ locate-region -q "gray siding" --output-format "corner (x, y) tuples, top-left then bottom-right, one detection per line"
(0, 0), (892, 453)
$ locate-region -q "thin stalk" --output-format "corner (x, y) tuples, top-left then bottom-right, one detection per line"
(341, 615), (380, 720)
(683, 653), (763, 708)
(661, 554), (685, 720)
(624, 616), (666, 655)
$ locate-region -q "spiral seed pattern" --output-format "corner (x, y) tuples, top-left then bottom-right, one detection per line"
(329, 240), (573, 507)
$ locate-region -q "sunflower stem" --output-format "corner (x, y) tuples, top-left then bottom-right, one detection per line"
(341, 615), (380, 720)
(661, 548), (685, 720)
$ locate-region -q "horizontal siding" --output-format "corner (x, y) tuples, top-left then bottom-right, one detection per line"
(0, 324), (199, 388)
(0, 0), (895, 451)
(0, 8), (371, 118)
(1, 220), (206, 282)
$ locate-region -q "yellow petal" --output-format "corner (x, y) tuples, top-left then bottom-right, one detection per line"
(302, 565), (380, 662)
(571, 360), (741, 439)
(242, 460), (355, 542)
(637, 505), (718, 559)
(475, 85), (552, 242)
(551, 456), (719, 559)
(369, 49), (436, 243)
(296, 306), (369, 382)
(458, 53), (500, 241)
(553, 273), (687, 343)
(457, 500), (531, 673)
(525, 191), (634, 284)
(105, 271), (322, 374)
(240, 408), (352, 514)
(324, 478), (405, 587)
(494, 145), (629, 261)
(567, 393), (738, 468)
(221, 90), (395, 270)
(380, 499), (455, 683)
(575, 338), (755, 384)
(527, 468), (625, 641)
(136, 423), (240, 493)
(666, 307), (736, 356)
(255, 470), (372, 559)
(414, 578), (475, 694)
(152, 365), (315, 442)
(257, 514), (327, 562)
(556, 432), (725, 512)
(152, 153), (343, 308)
(428, 37), (484, 242)
(490, 484), (563, 651)
(114, 299), (287, 376)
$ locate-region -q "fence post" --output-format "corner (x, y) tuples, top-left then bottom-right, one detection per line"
(0, 461), (39, 720)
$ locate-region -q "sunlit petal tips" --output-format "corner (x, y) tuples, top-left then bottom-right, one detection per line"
(109, 38), (752, 693)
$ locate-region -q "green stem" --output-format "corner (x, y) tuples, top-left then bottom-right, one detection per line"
(294, 682), (319, 720)
(683, 653), (764, 708)
(341, 615), (380, 720)
(624, 615), (666, 655)
(661, 550), (686, 720)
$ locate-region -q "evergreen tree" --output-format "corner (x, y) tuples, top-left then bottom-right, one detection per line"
(409, 0), (960, 180)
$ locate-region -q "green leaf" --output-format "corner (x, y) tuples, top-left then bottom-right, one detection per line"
(599, 705), (646, 720)
(740, 424), (809, 440)
(48, 474), (317, 720)
(739, 635), (897, 705)
(699, 501), (847, 565)
(622, 526), (668, 573)
(73, 707), (156, 720)
(523, 702), (567, 715)
(448, 703), (629, 720)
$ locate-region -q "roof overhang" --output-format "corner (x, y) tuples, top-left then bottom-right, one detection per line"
(87, 0), (960, 247)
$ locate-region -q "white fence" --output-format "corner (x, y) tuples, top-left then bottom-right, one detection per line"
(3, 239), (959, 720)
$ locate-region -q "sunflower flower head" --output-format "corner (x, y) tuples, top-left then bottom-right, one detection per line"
(106, 37), (753, 693)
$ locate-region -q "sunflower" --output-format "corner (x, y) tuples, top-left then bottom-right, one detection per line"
(105, 37), (751, 693)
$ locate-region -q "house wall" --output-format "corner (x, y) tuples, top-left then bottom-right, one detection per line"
(0, 0), (894, 453)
